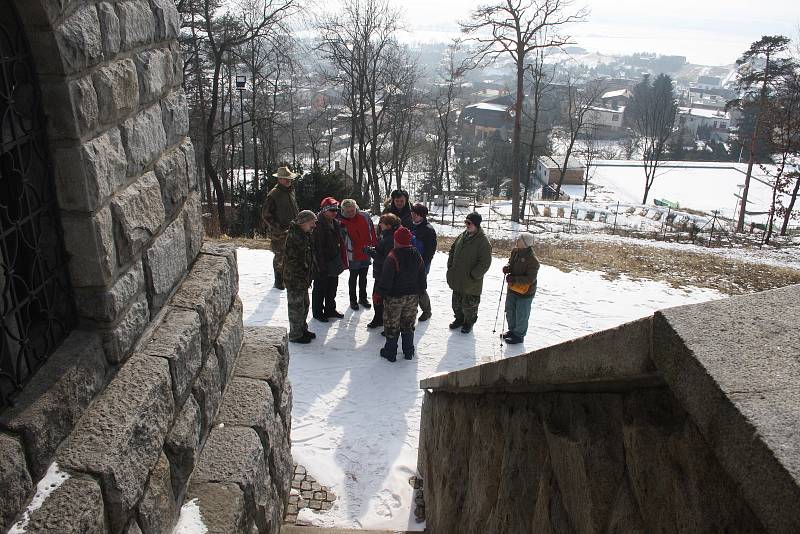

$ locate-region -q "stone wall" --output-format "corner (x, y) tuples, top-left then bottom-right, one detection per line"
(419, 285), (800, 534)
(0, 2), (293, 532)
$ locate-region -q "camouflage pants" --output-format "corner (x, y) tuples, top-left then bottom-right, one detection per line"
(383, 295), (419, 339)
(286, 288), (309, 341)
(270, 231), (288, 282)
(452, 291), (481, 325)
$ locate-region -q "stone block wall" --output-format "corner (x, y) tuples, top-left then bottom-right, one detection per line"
(0, 3), (294, 532)
(0, 245), (292, 534)
(419, 286), (800, 534)
(11, 0), (201, 366)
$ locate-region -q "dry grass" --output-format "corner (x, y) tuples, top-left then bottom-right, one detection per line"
(210, 234), (800, 296)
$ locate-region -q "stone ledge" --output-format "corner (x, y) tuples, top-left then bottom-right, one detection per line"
(420, 317), (658, 393)
(171, 251), (238, 353)
(653, 284), (800, 534)
(23, 476), (107, 534)
(56, 354), (174, 533)
(0, 331), (107, 479)
(185, 482), (248, 534)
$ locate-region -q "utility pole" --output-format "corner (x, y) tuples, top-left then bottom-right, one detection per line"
(236, 75), (247, 235)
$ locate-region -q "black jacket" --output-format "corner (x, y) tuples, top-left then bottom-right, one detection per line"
(377, 246), (426, 297)
(383, 203), (413, 228)
(312, 216), (345, 277)
(411, 219), (437, 266)
(364, 227), (396, 280)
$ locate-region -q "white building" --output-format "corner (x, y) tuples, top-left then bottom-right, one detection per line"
(586, 106), (625, 130)
(676, 107), (731, 141)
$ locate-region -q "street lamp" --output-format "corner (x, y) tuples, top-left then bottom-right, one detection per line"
(235, 75), (247, 234)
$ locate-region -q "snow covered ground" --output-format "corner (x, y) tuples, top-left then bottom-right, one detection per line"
(238, 246), (725, 530)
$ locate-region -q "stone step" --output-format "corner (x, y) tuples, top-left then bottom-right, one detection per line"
(282, 527), (419, 534)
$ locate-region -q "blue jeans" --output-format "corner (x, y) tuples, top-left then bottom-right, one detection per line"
(505, 291), (533, 338)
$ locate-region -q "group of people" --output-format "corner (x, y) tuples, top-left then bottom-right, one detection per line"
(261, 166), (540, 361)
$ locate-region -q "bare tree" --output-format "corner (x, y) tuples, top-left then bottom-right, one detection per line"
(626, 73), (677, 204)
(461, 0), (587, 222)
(520, 49), (556, 218)
(552, 72), (605, 196)
(176, 0), (296, 232)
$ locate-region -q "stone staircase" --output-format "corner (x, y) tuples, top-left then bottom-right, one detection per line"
(183, 325), (293, 534)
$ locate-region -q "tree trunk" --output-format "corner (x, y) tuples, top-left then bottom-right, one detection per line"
(781, 175), (800, 236)
(511, 57), (524, 222)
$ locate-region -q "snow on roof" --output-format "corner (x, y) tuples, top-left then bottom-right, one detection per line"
(678, 107), (729, 120)
(539, 155), (585, 169)
(466, 102), (509, 113)
(601, 89), (631, 99)
(589, 106), (624, 114)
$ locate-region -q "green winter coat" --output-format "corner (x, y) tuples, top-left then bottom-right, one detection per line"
(446, 228), (492, 296)
(282, 222), (314, 290)
(261, 183), (298, 236)
(506, 247), (540, 297)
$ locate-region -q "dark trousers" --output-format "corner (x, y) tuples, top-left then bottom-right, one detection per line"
(348, 267), (369, 303)
(312, 275), (339, 317)
(371, 280), (384, 325)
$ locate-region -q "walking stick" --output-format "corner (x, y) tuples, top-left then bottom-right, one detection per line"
(492, 274), (506, 336)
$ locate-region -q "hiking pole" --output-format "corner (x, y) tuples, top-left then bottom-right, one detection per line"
(492, 275), (506, 336)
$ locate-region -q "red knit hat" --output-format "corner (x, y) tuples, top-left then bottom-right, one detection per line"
(320, 196), (339, 212)
(394, 226), (412, 247)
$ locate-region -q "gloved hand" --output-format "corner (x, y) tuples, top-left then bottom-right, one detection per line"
(502, 265), (510, 274)
(506, 274), (513, 283)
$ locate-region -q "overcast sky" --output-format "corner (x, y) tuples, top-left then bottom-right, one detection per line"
(394, 0), (799, 65)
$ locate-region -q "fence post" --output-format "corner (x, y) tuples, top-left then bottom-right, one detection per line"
(612, 201), (619, 235)
(567, 201), (574, 233)
(708, 212), (717, 247)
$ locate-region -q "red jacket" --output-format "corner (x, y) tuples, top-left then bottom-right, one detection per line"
(339, 211), (377, 262)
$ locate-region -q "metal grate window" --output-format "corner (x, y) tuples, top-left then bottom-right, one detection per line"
(0, 0), (75, 410)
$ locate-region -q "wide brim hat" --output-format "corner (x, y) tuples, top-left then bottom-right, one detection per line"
(273, 166), (299, 179)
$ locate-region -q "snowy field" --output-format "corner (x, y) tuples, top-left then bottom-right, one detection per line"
(238, 246), (724, 530)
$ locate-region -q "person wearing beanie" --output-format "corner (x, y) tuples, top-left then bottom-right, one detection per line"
(446, 211), (492, 333)
(338, 198), (378, 310)
(501, 232), (540, 344)
(261, 166), (299, 289)
(283, 210), (318, 343)
(376, 226), (427, 362)
(311, 197), (347, 322)
(410, 203), (437, 321)
(382, 189), (413, 228)
(363, 213), (401, 329)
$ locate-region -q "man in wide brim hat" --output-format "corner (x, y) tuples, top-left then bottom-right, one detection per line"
(261, 166), (300, 289)
(272, 166), (299, 179)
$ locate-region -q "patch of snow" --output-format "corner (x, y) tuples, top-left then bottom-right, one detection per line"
(238, 247), (725, 530)
(297, 507), (338, 527)
(172, 499), (207, 534)
(8, 463), (70, 534)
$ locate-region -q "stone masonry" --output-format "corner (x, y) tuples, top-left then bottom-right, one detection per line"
(0, 2), (293, 532)
(419, 285), (800, 534)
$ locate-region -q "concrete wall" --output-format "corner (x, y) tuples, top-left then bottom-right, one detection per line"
(0, 3), (292, 532)
(419, 285), (800, 534)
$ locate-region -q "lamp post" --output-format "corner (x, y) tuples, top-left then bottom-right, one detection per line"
(236, 75), (247, 234)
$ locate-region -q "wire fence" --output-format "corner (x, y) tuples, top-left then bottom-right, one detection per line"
(425, 197), (788, 249)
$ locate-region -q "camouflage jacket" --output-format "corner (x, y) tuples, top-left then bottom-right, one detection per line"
(261, 183), (298, 236)
(282, 222), (314, 290)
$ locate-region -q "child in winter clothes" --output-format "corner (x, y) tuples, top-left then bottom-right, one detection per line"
(502, 232), (540, 344)
(363, 213), (401, 329)
(410, 203), (437, 321)
(377, 226), (427, 362)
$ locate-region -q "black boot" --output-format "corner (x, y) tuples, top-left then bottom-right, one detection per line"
(367, 303), (384, 328)
(461, 322), (474, 334)
(358, 268), (371, 308)
(449, 319), (464, 329)
(401, 330), (414, 360)
(274, 272), (285, 290)
(380, 336), (398, 362)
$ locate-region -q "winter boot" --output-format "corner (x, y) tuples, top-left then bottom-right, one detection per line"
(460, 322), (474, 334)
(350, 301), (359, 311)
(358, 270), (371, 308)
(274, 272), (285, 290)
(401, 330), (415, 360)
(505, 333), (523, 344)
(418, 311), (432, 322)
(358, 297), (372, 309)
(367, 303), (384, 328)
(380, 336), (398, 362)
(449, 319), (464, 329)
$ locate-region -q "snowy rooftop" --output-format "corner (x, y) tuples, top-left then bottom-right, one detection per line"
(601, 89), (631, 99)
(677, 106), (730, 119)
(465, 102), (509, 113)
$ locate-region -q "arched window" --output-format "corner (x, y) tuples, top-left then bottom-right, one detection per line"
(0, 0), (75, 410)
